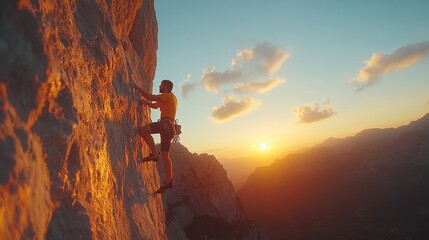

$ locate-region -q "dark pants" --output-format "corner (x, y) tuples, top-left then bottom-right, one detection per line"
(148, 120), (174, 151)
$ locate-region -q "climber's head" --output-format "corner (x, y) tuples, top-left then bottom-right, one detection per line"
(159, 80), (173, 93)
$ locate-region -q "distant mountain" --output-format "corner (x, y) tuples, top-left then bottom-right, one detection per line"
(237, 113), (429, 240)
(221, 157), (266, 190)
(158, 143), (267, 240)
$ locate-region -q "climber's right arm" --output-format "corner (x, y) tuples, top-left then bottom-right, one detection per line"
(134, 84), (161, 102)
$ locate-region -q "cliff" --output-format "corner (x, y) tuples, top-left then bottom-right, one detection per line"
(237, 113), (429, 239)
(159, 143), (266, 240)
(1, 0), (163, 239)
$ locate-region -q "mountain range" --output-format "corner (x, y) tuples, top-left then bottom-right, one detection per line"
(238, 113), (429, 239)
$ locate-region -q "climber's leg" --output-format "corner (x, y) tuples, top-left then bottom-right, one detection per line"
(139, 124), (158, 159)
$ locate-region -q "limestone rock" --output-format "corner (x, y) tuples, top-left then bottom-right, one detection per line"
(0, 0), (164, 239)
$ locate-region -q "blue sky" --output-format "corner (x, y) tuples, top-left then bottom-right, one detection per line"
(153, 0), (429, 167)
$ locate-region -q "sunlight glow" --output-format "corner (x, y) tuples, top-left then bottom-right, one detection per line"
(259, 143), (269, 151)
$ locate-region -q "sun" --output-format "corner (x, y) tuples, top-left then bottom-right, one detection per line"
(259, 143), (269, 151)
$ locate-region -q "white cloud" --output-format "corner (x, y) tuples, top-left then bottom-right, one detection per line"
(181, 81), (197, 98)
(233, 41), (290, 75)
(181, 74), (198, 98)
(294, 103), (335, 124)
(202, 42), (289, 122)
(202, 67), (242, 93)
(211, 95), (260, 122)
(234, 77), (285, 94)
(353, 41), (429, 90)
(202, 42), (290, 93)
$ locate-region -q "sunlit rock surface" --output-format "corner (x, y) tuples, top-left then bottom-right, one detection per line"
(0, 0), (163, 239)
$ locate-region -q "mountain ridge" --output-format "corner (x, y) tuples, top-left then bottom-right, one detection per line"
(316, 113), (429, 152)
(238, 112), (429, 239)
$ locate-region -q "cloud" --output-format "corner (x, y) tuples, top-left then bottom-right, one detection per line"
(202, 67), (242, 93)
(212, 95), (260, 122)
(353, 41), (429, 90)
(233, 41), (291, 75)
(181, 74), (198, 98)
(202, 42), (290, 93)
(202, 42), (289, 122)
(234, 77), (285, 94)
(294, 103), (335, 124)
(181, 81), (198, 98)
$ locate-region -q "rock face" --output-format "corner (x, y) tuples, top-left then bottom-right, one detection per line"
(0, 0), (164, 239)
(159, 143), (267, 240)
(238, 113), (429, 240)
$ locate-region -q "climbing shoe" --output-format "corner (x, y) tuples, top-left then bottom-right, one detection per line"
(155, 180), (173, 194)
(142, 154), (159, 163)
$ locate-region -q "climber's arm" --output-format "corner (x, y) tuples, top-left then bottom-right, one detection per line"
(134, 84), (162, 101)
(140, 99), (159, 109)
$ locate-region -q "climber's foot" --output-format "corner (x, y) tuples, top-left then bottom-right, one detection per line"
(155, 179), (173, 194)
(142, 154), (159, 163)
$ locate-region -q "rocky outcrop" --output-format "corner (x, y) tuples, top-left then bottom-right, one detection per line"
(0, 0), (163, 239)
(238, 113), (429, 240)
(159, 143), (267, 240)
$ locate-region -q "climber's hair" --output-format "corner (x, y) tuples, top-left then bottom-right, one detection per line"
(161, 80), (173, 92)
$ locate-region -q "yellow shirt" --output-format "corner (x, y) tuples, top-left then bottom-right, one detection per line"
(158, 92), (178, 120)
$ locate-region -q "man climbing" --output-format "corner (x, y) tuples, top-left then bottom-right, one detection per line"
(134, 80), (178, 194)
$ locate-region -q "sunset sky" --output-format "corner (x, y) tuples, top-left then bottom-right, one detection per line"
(153, 1), (429, 168)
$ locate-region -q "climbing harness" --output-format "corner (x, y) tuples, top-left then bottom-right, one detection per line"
(172, 119), (182, 143)
(159, 117), (182, 143)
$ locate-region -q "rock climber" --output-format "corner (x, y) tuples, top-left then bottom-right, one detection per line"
(134, 79), (178, 194)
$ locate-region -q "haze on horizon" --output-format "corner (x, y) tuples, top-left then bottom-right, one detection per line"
(153, 1), (429, 176)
